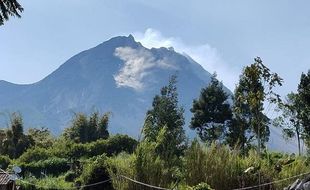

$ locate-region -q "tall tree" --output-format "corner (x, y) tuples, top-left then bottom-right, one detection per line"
(137, 76), (186, 187)
(143, 75), (186, 158)
(297, 70), (310, 144)
(0, 113), (33, 158)
(274, 93), (304, 155)
(63, 112), (110, 143)
(0, 0), (23, 25)
(190, 73), (232, 144)
(232, 57), (282, 153)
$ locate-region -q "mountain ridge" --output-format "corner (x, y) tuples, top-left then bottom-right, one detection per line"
(0, 35), (296, 153)
(0, 35), (214, 137)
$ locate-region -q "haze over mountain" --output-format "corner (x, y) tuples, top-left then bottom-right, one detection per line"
(0, 35), (297, 152)
(0, 35), (216, 136)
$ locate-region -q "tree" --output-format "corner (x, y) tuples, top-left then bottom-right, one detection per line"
(0, 112), (33, 158)
(27, 127), (54, 148)
(97, 112), (110, 140)
(143, 75), (186, 158)
(296, 71), (310, 144)
(139, 76), (186, 188)
(190, 73), (232, 144)
(0, 0), (23, 25)
(232, 57), (282, 153)
(274, 93), (304, 155)
(63, 112), (110, 143)
(225, 117), (251, 154)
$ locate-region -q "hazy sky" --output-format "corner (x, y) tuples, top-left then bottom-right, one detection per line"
(1, 0), (310, 96)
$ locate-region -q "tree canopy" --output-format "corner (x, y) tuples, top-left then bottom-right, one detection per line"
(190, 73), (232, 144)
(231, 57), (283, 152)
(0, 0), (23, 25)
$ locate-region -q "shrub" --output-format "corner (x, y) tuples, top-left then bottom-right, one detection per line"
(107, 153), (136, 190)
(0, 155), (11, 170)
(51, 135), (138, 160)
(19, 157), (70, 177)
(17, 147), (50, 163)
(79, 154), (112, 190)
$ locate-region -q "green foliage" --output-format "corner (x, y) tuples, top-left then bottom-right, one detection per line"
(183, 139), (208, 186)
(107, 153), (136, 190)
(27, 127), (54, 148)
(274, 93), (304, 155)
(230, 57), (283, 150)
(297, 71), (310, 142)
(183, 142), (280, 190)
(143, 75), (186, 159)
(52, 134), (137, 160)
(0, 155), (11, 169)
(17, 147), (50, 163)
(63, 112), (110, 143)
(191, 183), (214, 190)
(79, 154), (112, 190)
(190, 73), (232, 143)
(19, 157), (70, 177)
(0, 113), (33, 158)
(275, 156), (309, 189)
(0, 0), (23, 25)
(135, 140), (179, 188)
(18, 175), (73, 190)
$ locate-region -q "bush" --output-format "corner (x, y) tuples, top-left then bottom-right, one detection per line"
(79, 154), (112, 190)
(51, 135), (138, 160)
(17, 147), (50, 163)
(19, 157), (70, 177)
(86, 134), (138, 157)
(107, 153), (136, 190)
(0, 155), (11, 170)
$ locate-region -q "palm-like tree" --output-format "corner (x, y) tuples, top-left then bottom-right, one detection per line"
(0, 0), (23, 25)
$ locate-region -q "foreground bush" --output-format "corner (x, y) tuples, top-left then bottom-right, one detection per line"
(107, 153), (136, 190)
(78, 154), (113, 190)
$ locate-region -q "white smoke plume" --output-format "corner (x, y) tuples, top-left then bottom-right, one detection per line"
(133, 28), (238, 90)
(114, 46), (176, 90)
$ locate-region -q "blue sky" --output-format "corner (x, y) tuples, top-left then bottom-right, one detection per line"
(1, 0), (309, 96)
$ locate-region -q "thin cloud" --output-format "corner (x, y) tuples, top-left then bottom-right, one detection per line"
(133, 28), (238, 90)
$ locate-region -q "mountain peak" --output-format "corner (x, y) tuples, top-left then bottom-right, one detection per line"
(99, 34), (141, 49)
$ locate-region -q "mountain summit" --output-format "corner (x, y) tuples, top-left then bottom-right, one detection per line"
(0, 35), (298, 152)
(0, 35), (216, 136)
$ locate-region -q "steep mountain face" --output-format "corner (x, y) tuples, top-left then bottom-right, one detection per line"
(0, 35), (216, 137)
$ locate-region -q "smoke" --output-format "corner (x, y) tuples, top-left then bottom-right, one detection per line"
(133, 28), (238, 90)
(114, 46), (176, 90)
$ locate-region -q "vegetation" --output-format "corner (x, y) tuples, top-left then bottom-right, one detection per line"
(0, 59), (309, 190)
(190, 73), (232, 144)
(0, 0), (23, 25)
